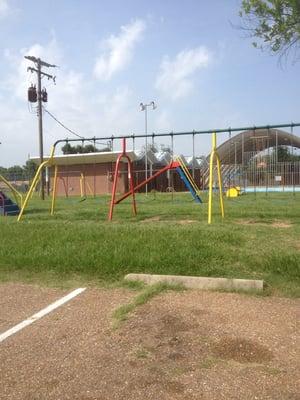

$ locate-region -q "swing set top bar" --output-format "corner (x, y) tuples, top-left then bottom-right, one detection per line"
(53, 122), (300, 150)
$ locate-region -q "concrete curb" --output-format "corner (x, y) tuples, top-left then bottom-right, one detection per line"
(125, 273), (264, 292)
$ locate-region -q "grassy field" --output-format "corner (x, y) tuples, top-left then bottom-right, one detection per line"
(0, 192), (299, 297)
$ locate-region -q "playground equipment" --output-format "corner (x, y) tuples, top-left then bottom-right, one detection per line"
(108, 138), (202, 221)
(0, 191), (20, 216)
(108, 138), (137, 221)
(226, 186), (242, 198)
(54, 172), (93, 199)
(0, 175), (23, 208)
(18, 148), (55, 221)
(208, 132), (224, 224)
(16, 121), (299, 221)
(79, 173), (94, 199)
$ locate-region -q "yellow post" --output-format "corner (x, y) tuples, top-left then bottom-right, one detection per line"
(17, 160), (50, 221)
(80, 173), (84, 198)
(208, 132), (225, 224)
(216, 154), (225, 218)
(17, 146), (56, 221)
(50, 165), (58, 216)
(208, 135), (215, 224)
(30, 176), (40, 199)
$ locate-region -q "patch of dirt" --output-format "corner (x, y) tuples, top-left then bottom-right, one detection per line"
(142, 217), (197, 225)
(0, 286), (299, 400)
(236, 219), (292, 228)
(271, 221), (292, 228)
(295, 241), (300, 251)
(142, 216), (161, 223)
(212, 337), (273, 363)
(0, 283), (68, 332)
(177, 220), (198, 225)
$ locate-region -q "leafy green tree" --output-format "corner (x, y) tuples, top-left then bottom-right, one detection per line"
(239, 0), (300, 60)
(275, 145), (300, 161)
(0, 166), (8, 176)
(61, 143), (103, 154)
(7, 165), (24, 178)
(61, 143), (76, 154)
(23, 160), (38, 179)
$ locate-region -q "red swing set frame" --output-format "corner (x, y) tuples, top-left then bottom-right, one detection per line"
(108, 138), (137, 221)
(108, 138), (181, 221)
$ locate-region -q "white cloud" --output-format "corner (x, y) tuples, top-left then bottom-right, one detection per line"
(0, 38), (143, 166)
(153, 110), (173, 132)
(94, 19), (146, 81)
(155, 46), (211, 100)
(0, 0), (9, 18)
(4, 38), (62, 100)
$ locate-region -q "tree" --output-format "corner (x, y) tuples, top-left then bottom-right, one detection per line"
(274, 145), (300, 161)
(7, 165), (24, 178)
(239, 0), (300, 61)
(23, 160), (38, 179)
(61, 143), (76, 154)
(61, 143), (112, 154)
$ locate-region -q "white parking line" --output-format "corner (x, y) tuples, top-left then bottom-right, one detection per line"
(0, 287), (86, 343)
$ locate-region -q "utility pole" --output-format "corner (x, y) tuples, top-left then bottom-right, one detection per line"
(25, 56), (57, 199)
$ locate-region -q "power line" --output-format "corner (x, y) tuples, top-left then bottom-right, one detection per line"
(43, 107), (111, 148)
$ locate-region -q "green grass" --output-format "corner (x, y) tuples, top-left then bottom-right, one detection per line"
(112, 282), (185, 328)
(0, 192), (299, 297)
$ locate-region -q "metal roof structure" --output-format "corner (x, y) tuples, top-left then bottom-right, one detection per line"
(216, 128), (300, 164)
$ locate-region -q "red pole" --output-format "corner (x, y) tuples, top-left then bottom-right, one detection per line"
(128, 156), (137, 216)
(108, 137), (137, 221)
(108, 156), (121, 221)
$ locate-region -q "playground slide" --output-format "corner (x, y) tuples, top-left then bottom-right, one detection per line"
(0, 191), (20, 216)
(176, 167), (202, 203)
(0, 175), (23, 207)
(175, 156), (202, 203)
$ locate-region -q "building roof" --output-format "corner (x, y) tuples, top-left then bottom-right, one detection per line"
(30, 150), (138, 166)
(31, 149), (204, 168)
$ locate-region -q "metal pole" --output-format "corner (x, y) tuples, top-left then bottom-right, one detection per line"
(266, 128), (270, 196)
(242, 132), (245, 191)
(52, 122), (300, 148)
(145, 106), (148, 195)
(234, 142), (237, 171)
(37, 59), (45, 199)
(171, 133), (174, 201)
(228, 129), (231, 190)
(192, 132), (195, 179)
(291, 125), (295, 196)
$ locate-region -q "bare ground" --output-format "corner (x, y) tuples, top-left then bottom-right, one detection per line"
(236, 219), (292, 228)
(0, 285), (299, 400)
(0, 283), (68, 332)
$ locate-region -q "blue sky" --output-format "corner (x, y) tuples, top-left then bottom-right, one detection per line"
(0, 0), (299, 166)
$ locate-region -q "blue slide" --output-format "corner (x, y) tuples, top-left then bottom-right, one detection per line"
(176, 167), (202, 203)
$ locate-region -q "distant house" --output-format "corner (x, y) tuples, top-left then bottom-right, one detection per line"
(30, 149), (203, 197)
